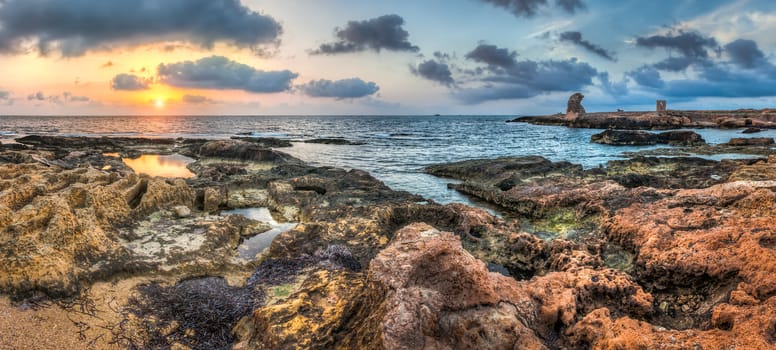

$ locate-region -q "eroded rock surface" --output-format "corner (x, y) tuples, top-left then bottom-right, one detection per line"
(5, 135), (776, 349)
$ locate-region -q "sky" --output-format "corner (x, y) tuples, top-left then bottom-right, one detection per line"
(0, 0), (775, 115)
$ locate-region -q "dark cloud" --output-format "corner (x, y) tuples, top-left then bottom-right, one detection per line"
(459, 44), (598, 103)
(27, 92), (45, 101)
(465, 44), (518, 69)
(0, 90), (12, 105)
(181, 94), (215, 104)
(312, 14), (419, 54)
(725, 39), (766, 69)
(477, 0), (585, 17)
(62, 92), (90, 102)
(298, 78), (379, 99)
(433, 51), (453, 61)
(630, 37), (776, 99)
(598, 72), (628, 97)
(627, 66), (664, 88)
(157, 56), (298, 93)
(111, 73), (151, 91)
(635, 30), (718, 59)
(555, 0), (585, 13)
(0, 0), (282, 57)
(26, 91), (89, 104)
(559, 31), (615, 61)
(652, 56), (697, 72)
(411, 60), (455, 86)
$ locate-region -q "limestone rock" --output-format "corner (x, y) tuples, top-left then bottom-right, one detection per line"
(172, 205), (192, 218)
(566, 92), (586, 120)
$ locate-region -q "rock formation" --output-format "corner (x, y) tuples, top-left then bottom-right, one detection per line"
(4, 136), (776, 349)
(591, 130), (706, 146)
(566, 92), (586, 121)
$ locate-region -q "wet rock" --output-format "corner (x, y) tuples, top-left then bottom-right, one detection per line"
(592, 130), (659, 145)
(742, 127), (762, 134)
(726, 137), (775, 146)
(591, 130), (705, 146)
(302, 138), (365, 145)
(198, 140), (298, 163)
(230, 137), (293, 148)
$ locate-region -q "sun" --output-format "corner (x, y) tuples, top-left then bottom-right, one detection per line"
(154, 98), (165, 109)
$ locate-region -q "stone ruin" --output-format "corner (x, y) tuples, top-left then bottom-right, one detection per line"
(566, 93), (585, 121)
(656, 100), (667, 112)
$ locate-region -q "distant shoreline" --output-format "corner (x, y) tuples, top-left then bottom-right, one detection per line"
(511, 108), (776, 130)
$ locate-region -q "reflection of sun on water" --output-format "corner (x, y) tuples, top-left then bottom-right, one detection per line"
(121, 154), (195, 178)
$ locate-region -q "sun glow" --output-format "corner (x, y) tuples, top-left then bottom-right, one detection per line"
(154, 98), (165, 109)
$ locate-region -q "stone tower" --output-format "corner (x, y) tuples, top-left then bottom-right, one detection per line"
(656, 100), (667, 113)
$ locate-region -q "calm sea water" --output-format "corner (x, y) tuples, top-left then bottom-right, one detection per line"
(0, 115), (768, 205)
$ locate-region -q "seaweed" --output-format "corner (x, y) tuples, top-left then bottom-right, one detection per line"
(117, 277), (259, 350)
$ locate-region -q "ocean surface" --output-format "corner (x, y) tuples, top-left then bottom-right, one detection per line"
(1, 115), (769, 206)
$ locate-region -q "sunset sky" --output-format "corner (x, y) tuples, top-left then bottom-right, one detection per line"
(1, 0), (775, 115)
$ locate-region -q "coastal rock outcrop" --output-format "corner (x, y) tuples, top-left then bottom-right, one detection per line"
(512, 108), (776, 130)
(726, 137), (775, 146)
(566, 92), (585, 121)
(591, 129), (706, 146)
(6, 134), (776, 349)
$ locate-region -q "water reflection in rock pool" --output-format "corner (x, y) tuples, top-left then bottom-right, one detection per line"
(120, 154), (196, 178)
(221, 207), (298, 259)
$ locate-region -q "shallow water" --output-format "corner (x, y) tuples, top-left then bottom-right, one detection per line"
(221, 207), (298, 259)
(1, 115), (769, 204)
(120, 154), (196, 178)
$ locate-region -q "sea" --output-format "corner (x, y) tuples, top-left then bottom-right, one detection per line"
(0, 115), (770, 206)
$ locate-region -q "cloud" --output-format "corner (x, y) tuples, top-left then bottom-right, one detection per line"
(312, 14), (419, 54)
(101, 61), (114, 68)
(26, 91), (89, 104)
(477, 0), (585, 17)
(0, 0), (282, 57)
(111, 73), (151, 91)
(465, 44), (518, 69)
(635, 30), (719, 59)
(555, 0), (585, 13)
(411, 60), (455, 86)
(559, 31), (615, 61)
(459, 43), (598, 103)
(157, 56), (298, 93)
(27, 92), (45, 101)
(724, 39), (766, 69)
(62, 92), (90, 102)
(627, 66), (664, 89)
(181, 94), (215, 104)
(651, 56), (697, 72)
(598, 72), (628, 97)
(298, 78), (379, 99)
(630, 35), (776, 99)
(0, 90), (12, 105)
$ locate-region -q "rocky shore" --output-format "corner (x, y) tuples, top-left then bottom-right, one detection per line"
(509, 93), (776, 130)
(512, 109), (776, 130)
(2, 135), (776, 349)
